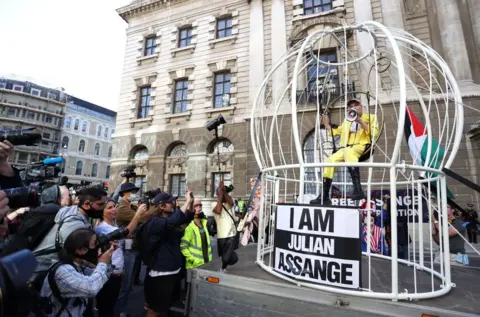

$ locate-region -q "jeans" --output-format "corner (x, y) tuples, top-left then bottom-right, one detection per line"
(115, 250), (137, 314)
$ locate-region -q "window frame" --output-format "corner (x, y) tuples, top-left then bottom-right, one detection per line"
(73, 119), (79, 130)
(12, 84), (24, 92)
(62, 136), (69, 148)
(47, 92), (57, 100)
(178, 27), (193, 48)
(216, 17), (233, 39)
(81, 121), (87, 133)
(108, 146), (112, 158)
(0, 83), (6, 89)
(30, 88), (41, 96)
(75, 161), (83, 175)
(91, 163), (98, 178)
(170, 174), (186, 197)
(135, 175), (148, 195)
(104, 127), (109, 138)
(303, 0), (333, 15)
(106, 165), (111, 179)
(78, 140), (86, 153)
(94, 143), (100, 156)
(173, 79), (188, 114)
(213, 71), (232, 108)
(211, 172), (232, 197)
(144, 36), (156, 56)
(65, 117), (71, 129)
(138, 86), (152, 119)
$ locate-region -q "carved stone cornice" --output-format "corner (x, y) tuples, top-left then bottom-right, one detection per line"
(117, 0), (188, 22)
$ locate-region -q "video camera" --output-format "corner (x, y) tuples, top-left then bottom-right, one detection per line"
(4, 158), (64, 209)
(120, 165), (136, 181)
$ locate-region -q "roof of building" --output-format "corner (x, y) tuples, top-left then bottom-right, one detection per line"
(68, 96), (117, 118)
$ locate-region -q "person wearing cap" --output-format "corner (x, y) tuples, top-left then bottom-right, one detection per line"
(140, 190), (193, 317)
(114, 182), (148, 317)
(311, 99), (379, 205)
(464, 203), (478, 244)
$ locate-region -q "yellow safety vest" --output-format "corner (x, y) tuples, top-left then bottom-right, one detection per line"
(180, 219), (213, 269)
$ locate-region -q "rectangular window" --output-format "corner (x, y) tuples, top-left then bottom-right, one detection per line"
(173, 79), (188, 113)
(17, 152), (29, 164)
(45, 116), (53, 124)
(303, 0), (333, 15)
(170, 174), (186, 197)
(7, 107), (15, 116)
(42, 133), (51, 139)
(216, 17), (233, 39)
(305, 50), (338, 102)
(134, 175), (147, 194)
(213, 72), (231, 108)
(0, 83), (6, 89)
(137, 86), (152, 119)
(12, 85), (23, 92)
(178, 27), (193, 47)
(212, 172), (232, 197)
(26, 111), (35, 120)
(47, 92), (57, 99)
(144, 37), (156, 56)
(30, 88), (41, 96)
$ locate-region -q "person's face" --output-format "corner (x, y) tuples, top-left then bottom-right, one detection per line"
(125, 190), (139, 202)
(161, 202), (175, 213)
(348, 102), (363, 115)
(76, 234), (97, 257)
(447, 206), (455, 219)
(103, 201), (116, 221)
(82, 197), (107, 218)
(60, 187), (72, 207)
(194, 200), (203, 215)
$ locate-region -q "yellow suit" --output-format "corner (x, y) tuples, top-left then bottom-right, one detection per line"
(323, 113), (379, 179)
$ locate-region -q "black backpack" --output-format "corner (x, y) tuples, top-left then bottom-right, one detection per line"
(1, 204), (61, 257)
(134, 222), (152, 267)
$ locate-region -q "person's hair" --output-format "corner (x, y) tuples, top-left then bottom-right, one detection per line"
(58, 228), (96, 266)
(77, 186), (107, 207)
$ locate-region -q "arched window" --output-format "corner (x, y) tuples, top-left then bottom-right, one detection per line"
(94, 143), (100, 156)
(91, 163), (98, 177)
(133, 148), (149, 160)
(75, 161), (83, 175)
(65, 117), (71, 129)
(78, 140), (85, 152)
(81, 121), (87, 133)
(104, 127), (109, 138)
(303, 130), (351, 195)
(108, 146), (112, 158)
(209, 139), (234, 154)
(106, 165), (110, 179)
(169, 143), (187, 157)
(74, 119), (79, 130)
(62, 136), (69, 149)
(97, 126), (102, 137)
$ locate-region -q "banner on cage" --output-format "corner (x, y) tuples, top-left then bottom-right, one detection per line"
(273, 204), (362, 289)
(329, 189), (429, 223)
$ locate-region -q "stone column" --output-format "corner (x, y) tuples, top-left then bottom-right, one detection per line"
(436, 0), (478, 91)
(248, 0), (265, 108)
(271, 0), (289, 108)
(466, 0), (480, 83)
(380, 0), (412, 90)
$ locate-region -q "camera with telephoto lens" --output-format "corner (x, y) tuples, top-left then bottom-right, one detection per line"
(120, 165), (137, 180)
(0, 127), (42, 147)
(225, 184), (234, 193)
(96, 228), (129, 252)
(346, 108), (358, 122)
(138, 188), (162, 209)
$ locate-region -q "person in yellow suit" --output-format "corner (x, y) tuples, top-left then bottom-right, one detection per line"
(181, 199), (212, 269)
(310, 99), (379, 205)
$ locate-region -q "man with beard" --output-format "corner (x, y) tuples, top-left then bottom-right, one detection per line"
(33, 186), (109, 274)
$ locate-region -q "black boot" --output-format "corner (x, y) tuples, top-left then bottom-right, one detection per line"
(348, 167), (365, 200)
(310, 178), (332, 205)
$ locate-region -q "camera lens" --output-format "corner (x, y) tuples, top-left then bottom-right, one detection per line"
(4, 183), (40, 209)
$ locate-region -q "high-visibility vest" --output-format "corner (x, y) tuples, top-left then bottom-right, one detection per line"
(238, 200), (245, 213)
(180, 219), (212, 269)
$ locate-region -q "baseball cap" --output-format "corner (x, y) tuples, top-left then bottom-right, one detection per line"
(347, 99), (361, 107)
(153, 193), (178, 206)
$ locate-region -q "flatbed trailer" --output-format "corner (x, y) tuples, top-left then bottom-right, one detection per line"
(186, 244), (480, 317)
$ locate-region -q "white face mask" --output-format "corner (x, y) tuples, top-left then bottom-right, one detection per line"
(128, 193), (138, 201)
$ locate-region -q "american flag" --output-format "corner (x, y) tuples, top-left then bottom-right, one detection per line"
(363, 224), (382, 254)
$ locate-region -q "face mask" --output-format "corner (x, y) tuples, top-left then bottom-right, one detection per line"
(128, 193), (138, 202)
(77, 248), (98, 264)
(86, 207), (104, 219)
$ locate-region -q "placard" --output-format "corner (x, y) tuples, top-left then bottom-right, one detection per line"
(274, 204), (362, 289)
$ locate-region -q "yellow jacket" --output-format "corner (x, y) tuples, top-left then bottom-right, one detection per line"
(181, 219), (212, 269)
(330, 113), (379, 147)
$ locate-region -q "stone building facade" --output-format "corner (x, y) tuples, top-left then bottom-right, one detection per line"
(112, 0), (480, 207)
(60, 96), (116, 185)
(0, 74), (66, 166)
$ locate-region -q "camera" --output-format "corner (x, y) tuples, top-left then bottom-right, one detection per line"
(120, 165), (137, 180)
(206, 114), (227, 131)
(0, 127), (42, 146)
(225, 184), (234, 193)
(96, 228), (129, 252)
(346, 108), (358, 122)
(138, 188), (161, 209)
(3, 183), (41, 209)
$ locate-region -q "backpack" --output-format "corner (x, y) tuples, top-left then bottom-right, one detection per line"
(1, 204), (61, 257)
(23, 262), (72, 317)
(134, 222), (154, 267)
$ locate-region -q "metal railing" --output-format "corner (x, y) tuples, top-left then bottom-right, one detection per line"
(296, 82), (356, 107)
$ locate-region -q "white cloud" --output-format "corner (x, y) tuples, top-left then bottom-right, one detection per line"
(0, 0), (132, 111)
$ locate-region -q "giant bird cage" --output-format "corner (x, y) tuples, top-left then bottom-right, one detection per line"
(251, 21), (464, 301)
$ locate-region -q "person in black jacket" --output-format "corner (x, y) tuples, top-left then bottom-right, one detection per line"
(142, 191), (193, 317)
(0, 140), (23, 219)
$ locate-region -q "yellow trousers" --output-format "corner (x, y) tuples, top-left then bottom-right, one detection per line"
(323, 145), (366, 179)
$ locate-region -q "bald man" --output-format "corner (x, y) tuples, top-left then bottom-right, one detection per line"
(59, 186), (72, 207)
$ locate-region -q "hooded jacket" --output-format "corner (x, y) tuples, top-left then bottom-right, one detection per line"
(33, 205), (91, 273)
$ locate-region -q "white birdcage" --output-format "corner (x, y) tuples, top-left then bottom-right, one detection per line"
(251, 21), (463, 301)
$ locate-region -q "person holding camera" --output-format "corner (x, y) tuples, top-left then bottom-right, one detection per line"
(39, 228), (115, 317)
(310, 99), (379, 205)
(0, 140), (23, 219)
(139, 191), (193, 317)
(211, 181), (238, 272)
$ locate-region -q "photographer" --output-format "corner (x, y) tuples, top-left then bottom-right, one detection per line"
(39, 228), (114, 317)
(139, 191), (193, 317)
(211, 181), (238, 272)
(0, 140), (23, 189)
(114, 182), (147, 317)
(33, 186), (108, 274)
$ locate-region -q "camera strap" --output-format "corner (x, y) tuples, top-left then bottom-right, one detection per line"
(222, 204), (238, 234)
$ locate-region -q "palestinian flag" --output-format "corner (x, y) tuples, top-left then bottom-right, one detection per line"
(404, 107), (455, 199)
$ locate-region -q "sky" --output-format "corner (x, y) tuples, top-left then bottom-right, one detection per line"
(0, 0), (132, 112)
